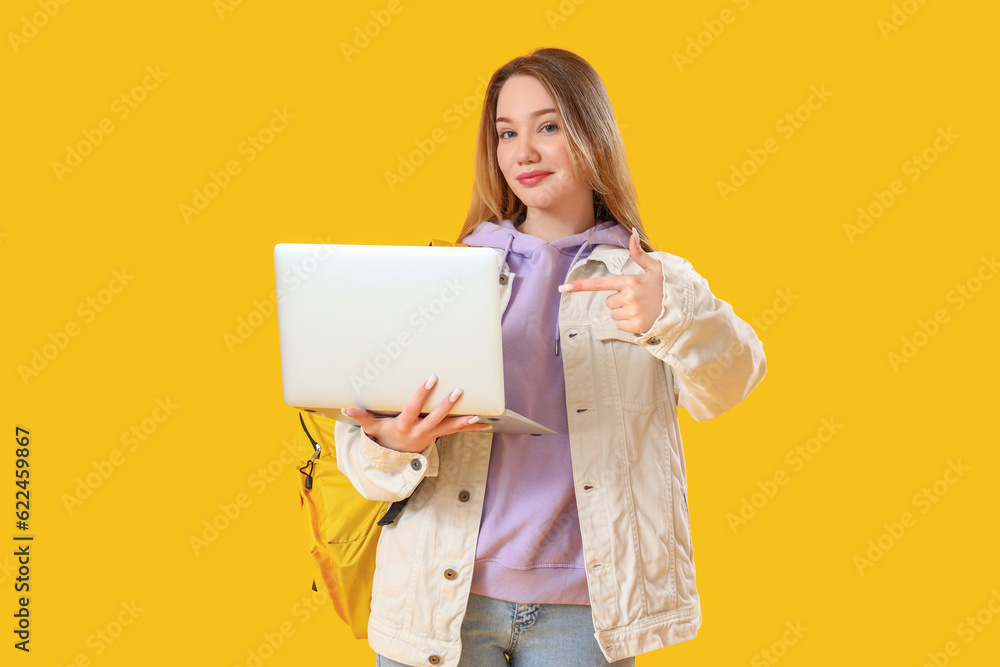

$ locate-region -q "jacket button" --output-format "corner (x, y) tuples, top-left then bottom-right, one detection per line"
(458, 490), (470, 502)
(444, 568), (457, 580)
(647, 336), (661, 345)
(428, 656), (441, 665)
(499, 273), (507, 284)
(410, 459), (422, 471)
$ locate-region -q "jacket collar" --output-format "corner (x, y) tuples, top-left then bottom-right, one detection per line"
(585, 243), (630, 274)
(488, 241), (628, 275)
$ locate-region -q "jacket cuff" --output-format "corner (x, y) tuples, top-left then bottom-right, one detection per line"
(360, 428), (439, 479)
(633, 254), (693, 355)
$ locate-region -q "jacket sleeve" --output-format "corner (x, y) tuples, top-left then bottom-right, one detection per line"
(632, 251), (766, 421)
(333, 418), (440, 502)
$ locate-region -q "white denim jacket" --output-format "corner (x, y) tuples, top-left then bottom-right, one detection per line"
(335, 242), (766, 666)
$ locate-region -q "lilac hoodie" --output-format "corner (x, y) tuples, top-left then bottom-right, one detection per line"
(460, 218), (632, 605)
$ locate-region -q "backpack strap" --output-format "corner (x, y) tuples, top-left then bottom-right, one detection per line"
(377, 498), (410, 526)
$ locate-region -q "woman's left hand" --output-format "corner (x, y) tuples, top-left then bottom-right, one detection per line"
(557, 229), (664, 335)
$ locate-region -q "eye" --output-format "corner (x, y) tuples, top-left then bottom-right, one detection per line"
(540, 122), (558, 133)
(498, 130), (514, 140)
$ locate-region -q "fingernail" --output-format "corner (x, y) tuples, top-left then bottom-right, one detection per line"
(343, 407), (356, 417)
(558, 284), (573, 292)
(466, 415), (480, 424)
(424, 374), (438, 390)
(449, 388), (463, 402)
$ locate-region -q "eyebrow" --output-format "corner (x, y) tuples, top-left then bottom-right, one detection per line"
(495, 108), (557, 124)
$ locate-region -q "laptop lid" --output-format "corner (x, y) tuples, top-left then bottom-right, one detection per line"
(274, 242), (507, 417)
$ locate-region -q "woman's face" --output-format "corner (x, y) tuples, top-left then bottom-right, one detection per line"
(494, 75), (589, 213)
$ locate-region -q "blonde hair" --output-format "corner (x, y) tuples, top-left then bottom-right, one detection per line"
(457, 47), (654, 252)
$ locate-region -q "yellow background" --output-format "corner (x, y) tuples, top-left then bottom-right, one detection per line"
(3, 0), (998, 665)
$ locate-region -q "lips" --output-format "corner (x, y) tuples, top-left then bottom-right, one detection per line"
(517, 170), (552, 185)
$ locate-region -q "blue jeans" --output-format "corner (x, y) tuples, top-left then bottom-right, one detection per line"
(375, 592), (635, 666)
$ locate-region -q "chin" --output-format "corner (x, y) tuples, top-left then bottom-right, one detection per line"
(524, 194), (558, 210)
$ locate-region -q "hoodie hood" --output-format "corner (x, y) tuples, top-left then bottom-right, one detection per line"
(462, 219), (633, 355)
(462, 218), (633, 279)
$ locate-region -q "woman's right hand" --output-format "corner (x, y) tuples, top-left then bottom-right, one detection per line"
(342, 374), (492, 454)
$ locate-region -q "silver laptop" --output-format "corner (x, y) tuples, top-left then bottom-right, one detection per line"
(273, 242), (556, 436)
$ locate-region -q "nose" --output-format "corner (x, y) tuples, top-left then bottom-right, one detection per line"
(515, 132), (539, 166)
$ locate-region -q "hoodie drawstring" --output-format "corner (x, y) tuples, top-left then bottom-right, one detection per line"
(491, 224), (604, 357)
(555, 238), (593, 357)
(499, 234), (514, 281)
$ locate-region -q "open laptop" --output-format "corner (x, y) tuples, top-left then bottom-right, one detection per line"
(273, 242), (557, 436)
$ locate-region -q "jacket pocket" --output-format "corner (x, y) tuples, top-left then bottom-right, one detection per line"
(592, 316), (666, 412)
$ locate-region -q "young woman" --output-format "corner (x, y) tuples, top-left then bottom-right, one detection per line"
(337, 47), (766, 667)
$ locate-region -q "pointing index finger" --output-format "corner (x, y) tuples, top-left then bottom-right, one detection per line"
(558, 275), (625, 293)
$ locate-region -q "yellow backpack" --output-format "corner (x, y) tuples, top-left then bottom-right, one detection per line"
(295, 238), (465, 638)
(296, 410), (404, 639)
